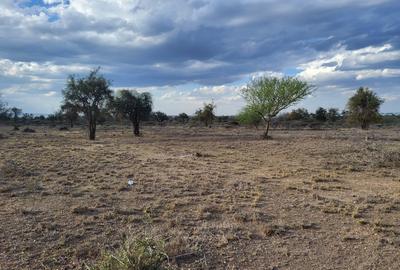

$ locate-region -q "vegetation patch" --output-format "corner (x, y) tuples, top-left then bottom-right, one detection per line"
(87, 234), (169, 270)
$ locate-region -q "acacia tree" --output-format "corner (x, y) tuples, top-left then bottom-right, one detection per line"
(241, 76), (314, 139)
(61, 102), (79, 128)
(347, 87), (384, 129)
(195, 102), (216, 127)
(113, 90), (152, 136)
(62, 68), (112, 140)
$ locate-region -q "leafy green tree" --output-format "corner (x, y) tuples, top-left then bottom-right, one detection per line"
(287, 108), (310, 121)
(176, 113), (189, 124)
(241, 76), (314, 139)
(236, 106), (263, 129)
(347, 87), (384, 129)
(327, 108), (340, 122)
(195, 102), (216, 127)
(61, 102), (79, 128)
(314, 107), (327, 122)
(62, 68), (112, 140)
(152, 111), (169, 125)
(10, 107), (22, 128)
(113, 90), (152, 136)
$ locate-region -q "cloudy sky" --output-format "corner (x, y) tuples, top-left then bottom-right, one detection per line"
(0, 0), (399, 115)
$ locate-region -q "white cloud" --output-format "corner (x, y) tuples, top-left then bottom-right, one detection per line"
(44, 91), (57, 97)
(297, 44), (400, 82)
(0, 58), (90, 80)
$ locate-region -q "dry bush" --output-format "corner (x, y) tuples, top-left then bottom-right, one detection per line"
(373, 149), (400, 168)
(87, 234), (169, 270)
(328, 144), (400, 170)
(0, 160), (35, 178)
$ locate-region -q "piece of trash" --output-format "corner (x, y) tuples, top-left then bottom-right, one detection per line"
(127, 179), (134, 186)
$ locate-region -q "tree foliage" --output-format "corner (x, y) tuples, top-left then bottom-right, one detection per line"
(61, 102), (79, 127)
(0, 95), (10, 120)
(287, 108), (310, 121)
(195, 102), (216, 127)
(236, 106), (263, 128)
(152, 111), (169, 124)
(113, 90), (152, 136)
(315, 107), (327, 122)
(327, 108), (340, 122)
(347, 87), (384, 129)
(176, 113), (189, 124)
(241, 76), (314, 139)
(62, 68), (112, 140)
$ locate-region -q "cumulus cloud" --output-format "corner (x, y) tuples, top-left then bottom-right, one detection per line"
(0, 0), (399, 113)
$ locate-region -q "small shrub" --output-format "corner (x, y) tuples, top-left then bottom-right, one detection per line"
(59, 126), (69, 131)
(87, 234), (169, 270)
(374, 150), (400, 168)
(22, 127), (35, 133)
(0, 160), (35, 178)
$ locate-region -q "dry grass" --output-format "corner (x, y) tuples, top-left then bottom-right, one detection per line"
(0, 125), (400, 269)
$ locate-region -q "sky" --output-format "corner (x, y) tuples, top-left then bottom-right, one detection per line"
(0, 0), (399, 115)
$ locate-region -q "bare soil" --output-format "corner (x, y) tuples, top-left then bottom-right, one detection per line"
(1, 125), (400, 269)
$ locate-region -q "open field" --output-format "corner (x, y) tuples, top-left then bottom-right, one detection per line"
(1, 125), (400, 269)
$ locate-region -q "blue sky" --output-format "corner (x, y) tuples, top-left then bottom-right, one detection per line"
(0, 0), (399, 115)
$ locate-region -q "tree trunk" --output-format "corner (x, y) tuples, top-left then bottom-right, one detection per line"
(70, 119), (74, 128)
(133, 121), (140, 136)
(89, 121), (96, 140)
(88, 112), (96, 140)
(361, 121), (369, 130)
(263, 119), (271, 140)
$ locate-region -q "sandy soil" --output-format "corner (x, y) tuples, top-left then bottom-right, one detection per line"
(0, 125), (400, 270)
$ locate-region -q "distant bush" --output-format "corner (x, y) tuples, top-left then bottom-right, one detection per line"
(152, 111), (169, 125)
(88, 234), (169, 270)
(176, 113), (189, 124)
(22, 127), (35, 133)
(374, 149), (400, 168)
(195, 102), (216, 127)
(236, 107), (263, 129)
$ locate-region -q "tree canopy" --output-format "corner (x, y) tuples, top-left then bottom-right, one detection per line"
(347, 87), (384, 129)
(241, 76), (314, 139)
(236, 106), (263, 128)
(62, 68), (112, 140)
(113, 90), (152, 136)
(195, 102), (216, 127)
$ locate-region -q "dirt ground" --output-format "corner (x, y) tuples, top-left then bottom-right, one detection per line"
(1, 125), (400, 270)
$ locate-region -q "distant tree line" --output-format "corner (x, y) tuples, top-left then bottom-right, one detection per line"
(0, 69), (395, 140)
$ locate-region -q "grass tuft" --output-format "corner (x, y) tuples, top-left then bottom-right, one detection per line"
(87, 234), (169, 270)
